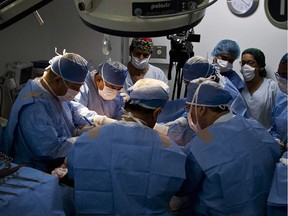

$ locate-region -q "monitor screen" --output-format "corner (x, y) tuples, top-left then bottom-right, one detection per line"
(13, 62), (34, 89)
(19, 66), (33, 86)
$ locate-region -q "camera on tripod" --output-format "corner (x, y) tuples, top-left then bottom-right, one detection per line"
(166, 29), (201, 99)
(167, 29), (201, 69)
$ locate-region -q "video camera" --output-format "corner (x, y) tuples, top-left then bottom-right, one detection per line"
(167, 29), (200, 99)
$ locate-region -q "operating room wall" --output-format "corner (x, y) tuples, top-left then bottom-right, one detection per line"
(0, 0), (124, 118)
(0, 0), (287, 118)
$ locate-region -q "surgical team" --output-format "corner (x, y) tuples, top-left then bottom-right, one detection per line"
(0, 38), (287, 215)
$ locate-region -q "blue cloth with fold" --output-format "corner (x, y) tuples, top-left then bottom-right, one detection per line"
(0, 165), (65, 216)
(68, 121), (186, 215)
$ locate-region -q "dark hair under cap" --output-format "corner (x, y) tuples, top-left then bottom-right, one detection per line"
(242, 48), (266, 68)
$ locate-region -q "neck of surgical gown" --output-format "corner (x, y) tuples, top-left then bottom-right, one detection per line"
(69, 120), (186, 215)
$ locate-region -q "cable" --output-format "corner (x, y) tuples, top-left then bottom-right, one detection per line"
(0, 85), (2, 116)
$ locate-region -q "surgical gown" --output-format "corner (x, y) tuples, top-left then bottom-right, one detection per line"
(74, 71), (124, 120)
(177, 115), (280, 215)
(3, 78), (87, 173)
(270, 91), (287, 144)
(124, 64), (168, 90)
(68, 120), (186, 215)
(241, 78), (280, 129)
(222, 69), (244, 92)
(267, 151), (288, 216)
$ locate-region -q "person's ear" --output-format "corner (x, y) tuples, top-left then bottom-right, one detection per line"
(53, 76), (64, 88)
(198, 106), (207, 117)
(95, 75), (104, 90)
(152, 107), (162, 121)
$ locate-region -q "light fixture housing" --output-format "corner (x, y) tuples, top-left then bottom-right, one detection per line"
(74, 0), (218, 37)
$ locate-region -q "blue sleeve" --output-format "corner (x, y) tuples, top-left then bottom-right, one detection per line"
(270, 93), (287, 144)
(176, 150), (204, 197)
(19, 103), (74, 159)
(67, 145), (75, 179)
(167, 119), (195, 146)
(113, 95), (125, 120)
(68, 101), (97, 126)
(74, 83), (89, 107)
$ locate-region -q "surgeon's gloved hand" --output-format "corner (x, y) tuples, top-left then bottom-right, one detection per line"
(93, 115), (117, 126)
(169, 196), (190, 212)
(166, 117), (188, 127)
(120, 92), (130, 103)
(66, 137), (78, 144)
(51, 157), (68, 180)
(75, 125), (95, 136)
(154, 123), (169, 136)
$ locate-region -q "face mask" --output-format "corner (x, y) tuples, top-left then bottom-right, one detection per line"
(42, 78), (57, 97)
(98, 85), (118, 100)
(217, 59), (233, 73)
(131, 55), (150, 69)
(58, 88), (79, 101)
(275, 75), (287, 94)
(58, 78), (80, 101)
(187, 105), (201, 133)
(241, 64), (255, 82)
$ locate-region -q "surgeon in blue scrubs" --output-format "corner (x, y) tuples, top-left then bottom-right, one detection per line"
(270, 53), (288, 147)
(68, 78), (186, 215)
(267, 53), (288, 216)
(3, 51), (93, 173)
(173, 78), (280, 215)
(74, 59), (128, 121)
(154, 56), (248, 146)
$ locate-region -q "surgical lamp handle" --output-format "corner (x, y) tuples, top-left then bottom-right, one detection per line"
(135, 0), (218, 19)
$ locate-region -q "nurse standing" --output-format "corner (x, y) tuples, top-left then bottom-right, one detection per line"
(240, 48), (280, 129)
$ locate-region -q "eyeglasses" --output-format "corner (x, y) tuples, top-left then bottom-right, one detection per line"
(184, 105), (191, 113)
(275, 71), (287, 80)
(239, 60), (257, 67)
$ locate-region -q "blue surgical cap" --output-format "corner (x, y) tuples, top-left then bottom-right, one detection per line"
(128, 78), (169, 109)
(211, 39), (240, 60)
(50, 53), (88, 84)
(186, 80), (232, 106)
(98, 60), (128, 86)
(280, 53), (288, 64)
(183, 61), (216, 82)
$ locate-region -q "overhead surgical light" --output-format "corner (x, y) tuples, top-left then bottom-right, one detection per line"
(74, 0), (218, 37)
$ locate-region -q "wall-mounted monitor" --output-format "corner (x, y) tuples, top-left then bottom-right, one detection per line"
(12, 62), (34, 90)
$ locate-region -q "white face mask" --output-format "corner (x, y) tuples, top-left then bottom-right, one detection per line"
(58, 88), (79, 101)
(217, 59), (233, 73)
(187, 105), (201, 133)
(275, 75), (287, 94)
(241, 64), (255, 82)
(131, 55), (150, 69)
(98, 85), (118, 100)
